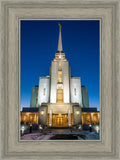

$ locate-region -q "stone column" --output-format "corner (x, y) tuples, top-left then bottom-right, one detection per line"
(49, 110), (52, 127)
(68, 109), (71, 126)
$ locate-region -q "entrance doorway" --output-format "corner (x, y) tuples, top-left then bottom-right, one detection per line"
(52, 114), (68, 127)
(46, 114), (74, 127)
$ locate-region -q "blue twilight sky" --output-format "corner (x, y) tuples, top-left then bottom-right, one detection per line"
(21, 20), (100, 111)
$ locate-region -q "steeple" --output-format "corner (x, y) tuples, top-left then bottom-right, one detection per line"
(58, 24), (62, 52)
(54, 24), (67, 61)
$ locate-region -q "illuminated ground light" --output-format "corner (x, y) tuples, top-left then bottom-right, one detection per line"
(21, 126), (25, 134)
(95, 125), (99, 133)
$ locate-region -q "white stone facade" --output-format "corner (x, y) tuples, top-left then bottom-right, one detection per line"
(81, 86), (89, 107)
(70, 77), (82, 106)
(38, 75), (82, 106)
(61, 61), (70, 103)
(50, 61), (58, 103)
(50, 60), (70, 103)
(38, 77), (50, 106)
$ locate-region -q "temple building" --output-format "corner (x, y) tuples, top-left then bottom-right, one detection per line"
(21, 24), (100, 128)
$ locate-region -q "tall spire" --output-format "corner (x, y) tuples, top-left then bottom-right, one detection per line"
(54, 24), (67, 61)
(58, 24), (62, 52)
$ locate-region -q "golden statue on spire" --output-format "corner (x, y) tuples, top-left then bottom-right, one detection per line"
(58, 23), (62, 29)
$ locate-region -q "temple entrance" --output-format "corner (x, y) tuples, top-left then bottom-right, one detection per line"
(52, 114), (68, 127)
(46, 113), (74, 127)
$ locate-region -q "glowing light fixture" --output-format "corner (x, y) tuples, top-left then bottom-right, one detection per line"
(40, 111), (44, 115)
(39, 125), (42, 129)
(21, 126), (25, 134)
(76, 111), (80, 115)
(78, 125), (81, 129)
(96, 125), (99, 133)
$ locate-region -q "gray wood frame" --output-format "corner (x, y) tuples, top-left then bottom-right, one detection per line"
(0, 0), (120, 159)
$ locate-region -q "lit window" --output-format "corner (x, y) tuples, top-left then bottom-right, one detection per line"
(57, 89), (63, 103)
(58, 72), (62, 82)
(43, 88), (46, 95)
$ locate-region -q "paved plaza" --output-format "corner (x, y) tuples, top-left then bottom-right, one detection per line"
(21, 129), (100, 140)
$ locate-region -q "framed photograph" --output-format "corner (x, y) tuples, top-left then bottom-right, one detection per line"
(20, 20), (100, 141)
(0, 0), (120, 159)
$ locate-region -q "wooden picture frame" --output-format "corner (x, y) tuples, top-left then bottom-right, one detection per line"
(0, 0), (120, 159)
